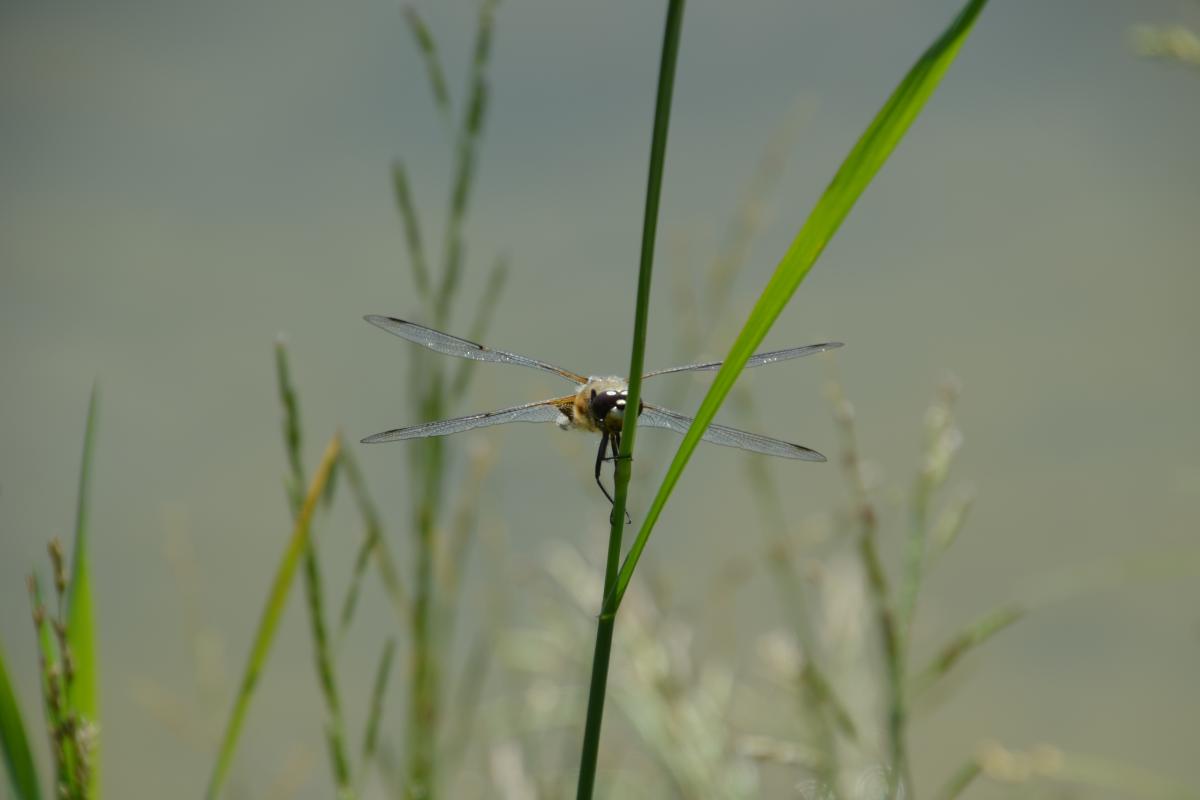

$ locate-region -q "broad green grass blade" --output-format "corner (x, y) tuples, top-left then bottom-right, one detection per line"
(0, 641), (42, 800)
(67, 382), (100, 797)
(206, 435), (342, 800)
(613, 0), (989, 605)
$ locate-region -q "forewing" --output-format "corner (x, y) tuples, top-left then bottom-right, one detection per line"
(362, 397), (571, 443)
(643, 342), (843, 379)
(365, 315), (587, 384)
(639, 403), (826, 461)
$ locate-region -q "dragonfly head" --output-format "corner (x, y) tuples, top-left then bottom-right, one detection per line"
(590, 387), (630, 433)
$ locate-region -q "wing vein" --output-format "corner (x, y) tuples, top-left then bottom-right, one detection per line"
(365, 315), (587, 384)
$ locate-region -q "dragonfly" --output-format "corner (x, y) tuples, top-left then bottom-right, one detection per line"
(361, 315), (842, 509)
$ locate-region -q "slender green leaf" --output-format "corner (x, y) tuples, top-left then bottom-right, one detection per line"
(206, 435), (342, 800)
(0, 641), (42, 800)
(66, 382), (100, 797)
(613, 0), (990, 606)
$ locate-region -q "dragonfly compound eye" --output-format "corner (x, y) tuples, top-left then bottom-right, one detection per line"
(590, 389), (629, 428)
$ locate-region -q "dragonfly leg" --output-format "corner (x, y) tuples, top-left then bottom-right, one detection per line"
(594, 432), (616, 505)
(601, 432), (632, 463)
(594, 433), (631, 525)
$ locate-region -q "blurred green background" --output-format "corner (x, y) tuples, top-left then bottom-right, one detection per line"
(2, 0), (1198, 797)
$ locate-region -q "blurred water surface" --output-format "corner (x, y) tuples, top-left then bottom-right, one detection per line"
(2, 0), (1198, 797)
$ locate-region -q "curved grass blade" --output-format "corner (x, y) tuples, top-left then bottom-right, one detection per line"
(67, 382), (100, 798)
(0, 641), (42, 800)
(613, 0), (990, 607)
(205, 435), (342, 800)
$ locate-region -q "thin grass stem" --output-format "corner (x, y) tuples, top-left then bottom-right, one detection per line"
(358, 639), (397, 794)
(274, 344), (355, 800)
(391, 163), (432, 301)
(401, 5), (452, 123)
(435, 0), (496, 326)
(828, 380), (910, 797)
(450, 256), (509, 398)
(338, 443), (408, 642)
(576, 1), (686, 797)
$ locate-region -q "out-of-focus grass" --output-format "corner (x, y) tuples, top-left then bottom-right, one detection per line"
(66, 384), (100, 799)
(0, 640), (41, 800)
(0, 387), (103, 800)
(1131, 24), (1200, 68)
(337, 445), (407, 645)
(274, 342), (355, 800)
(359, 639), (397, 793)
(389, 3), (504, 797)
(205, 434), (341, 800)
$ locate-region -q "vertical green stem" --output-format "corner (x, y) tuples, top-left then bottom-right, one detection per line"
(832, 382), (910, 797)
(406, 426), (443, 800)
(575, 1), (685, 797)
(274, 343), (355, 800)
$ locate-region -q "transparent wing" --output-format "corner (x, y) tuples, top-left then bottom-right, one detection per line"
(639, 403), (826, 461)
(365, 315), (587, 385)
(362, 397), (570, 443)
(643, 342), (843, 379)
